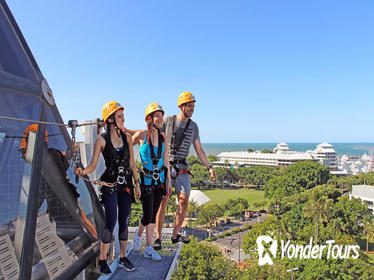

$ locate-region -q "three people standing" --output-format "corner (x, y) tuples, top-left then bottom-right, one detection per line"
(75, 92), (215, 274)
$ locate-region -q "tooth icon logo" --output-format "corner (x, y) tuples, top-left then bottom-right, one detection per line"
(256, 235), (277, 265)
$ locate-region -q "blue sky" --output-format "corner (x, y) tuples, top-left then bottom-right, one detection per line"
(7, 0), (374, 143)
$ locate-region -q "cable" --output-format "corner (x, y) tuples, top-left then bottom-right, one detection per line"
(0, 116), (103, 127)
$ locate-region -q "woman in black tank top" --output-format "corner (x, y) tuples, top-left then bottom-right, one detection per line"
(75, 101), (141, 274)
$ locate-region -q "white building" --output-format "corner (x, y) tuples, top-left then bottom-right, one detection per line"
(216, 143), (315, 168)
(349, 185), (374, 214)
(215, 142), (338, 169)
(311, 142), (338, 170)
(337, 153), (374, 175)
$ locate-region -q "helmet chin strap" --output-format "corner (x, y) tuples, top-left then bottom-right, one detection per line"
(108, 118), (121, 137)
(182, 105), (188, 118)
(148, 113), (160, 132)
(152, 122), (160, 131)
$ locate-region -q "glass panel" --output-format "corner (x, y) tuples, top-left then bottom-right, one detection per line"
(0, 90), (40, 279)
(30, 109), (98, 279)
(0, 6), (37, 81)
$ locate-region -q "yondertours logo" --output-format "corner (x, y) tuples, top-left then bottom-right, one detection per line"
(256, 236), (360, 266)
(257, 235), (278, 265)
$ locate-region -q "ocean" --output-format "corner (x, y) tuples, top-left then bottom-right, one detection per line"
(132, 143), (374, 161)
(189, 143), (374, 157)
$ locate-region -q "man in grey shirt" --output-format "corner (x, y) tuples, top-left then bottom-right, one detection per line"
(154, 92), (216, 249)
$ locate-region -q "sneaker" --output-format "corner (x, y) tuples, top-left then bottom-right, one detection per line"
(144, 246), (161, 261)
(118, 257), (135, 272)
(153, 238), (162, 251)
(133, 229), (141, 251)
(171, 234), (190, 244)
(99, 260), (112, 275)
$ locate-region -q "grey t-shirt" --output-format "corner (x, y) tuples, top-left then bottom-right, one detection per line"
(162, 115), (200, 162)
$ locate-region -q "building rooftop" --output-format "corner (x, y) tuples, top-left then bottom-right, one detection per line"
(100, 228), (182, 280)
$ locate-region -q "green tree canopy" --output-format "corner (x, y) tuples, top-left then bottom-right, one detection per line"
(264, 161), (331, 199)
(303, 185), (334, 244)
(284, 160), (331, 190)
(332, 196), (372, 236)
(242, 216), (282, 254)
(207, 154), (218, 162)
(187, 155), (201, 166)
(197, 204), (225, 226)
(264, 175), (300, 199)
(215, 167), (238, 184)
(167, 194), (178, 214)
(187, 199), (199, 218)
(172, 238), (240, 280)
(190, 163), (210, 187)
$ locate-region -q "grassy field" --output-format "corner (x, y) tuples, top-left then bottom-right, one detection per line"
(201, 188), (264, 208)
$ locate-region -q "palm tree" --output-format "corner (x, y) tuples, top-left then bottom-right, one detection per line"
(363, 219), (374, 254)
(280, 218), (293, 240)
(167, 195), (178, 215)
(187, 199), (199, 219)
(303, 188), (333, 245)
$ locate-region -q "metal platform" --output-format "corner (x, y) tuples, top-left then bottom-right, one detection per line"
(99, 227), (182, 280)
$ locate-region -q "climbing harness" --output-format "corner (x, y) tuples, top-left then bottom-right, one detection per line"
(140, 129), (167, 195)
(169, 115), (192, 179)
(143, 129), (165, 186)
(170, 115), (191, 156)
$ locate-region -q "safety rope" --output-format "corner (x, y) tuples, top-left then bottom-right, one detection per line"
(4, 133), (60, 139)
(78, 175), (119, 187)
(0, 116), (103, 127)
(67, 120), (120, 188)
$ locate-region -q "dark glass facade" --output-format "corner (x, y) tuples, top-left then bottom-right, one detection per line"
(0, 1), (104, 279)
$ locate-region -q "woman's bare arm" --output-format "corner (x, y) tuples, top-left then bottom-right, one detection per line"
(132, 130), (146, 147)
(75, 136), (105, 176)
(162, 133), (172, 196)
(127, 134), (141, 199)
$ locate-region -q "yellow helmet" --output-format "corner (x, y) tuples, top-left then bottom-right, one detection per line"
(102, 101), (124, 123)
(145, 103), (164, 121)
(178, 91), (196, 107)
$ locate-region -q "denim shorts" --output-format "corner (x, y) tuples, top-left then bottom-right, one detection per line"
(173, 173), (191, 195)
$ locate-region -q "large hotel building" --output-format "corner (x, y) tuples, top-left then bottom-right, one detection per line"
(214, 142), (338, 170)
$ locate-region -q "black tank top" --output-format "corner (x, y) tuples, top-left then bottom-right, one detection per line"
(100, 131), (131, 184)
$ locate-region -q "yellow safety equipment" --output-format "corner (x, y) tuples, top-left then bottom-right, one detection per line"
(145, 103), (164, 121)
(102, 101), (124, 123)
(178, 91), (196, 107)
(20, 124), (48, 150)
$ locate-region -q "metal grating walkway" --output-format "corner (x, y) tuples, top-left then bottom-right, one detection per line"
(99, 227), (182, 280)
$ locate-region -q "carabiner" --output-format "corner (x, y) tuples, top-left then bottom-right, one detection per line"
(117, 175), (127, 185)
(117, 166), (127, 185)
(118, 166), (125, 176)
(152, 171), (160, 181)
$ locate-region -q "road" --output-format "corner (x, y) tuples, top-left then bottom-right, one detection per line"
(214, 214), (268, 262)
